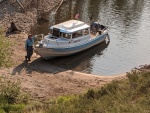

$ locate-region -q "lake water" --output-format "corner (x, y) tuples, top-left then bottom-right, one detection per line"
(32, 0), (150, 76)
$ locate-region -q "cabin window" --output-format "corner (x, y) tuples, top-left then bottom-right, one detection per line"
(83, 29), (89, 35)
(53, 28), (60, 37)
(72, 30), (83, 38)
(62, 33), (71, 39)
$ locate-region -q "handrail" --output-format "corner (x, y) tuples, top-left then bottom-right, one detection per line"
(34, 34), (44, 45)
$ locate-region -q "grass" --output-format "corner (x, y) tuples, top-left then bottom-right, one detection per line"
(0, 76), (29, 113)
(0, 28), (12, 67)
(0, 70), (150, 113)
(45, 70), (150, 113)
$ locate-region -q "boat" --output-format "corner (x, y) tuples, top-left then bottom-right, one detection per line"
(34, 20), (109, 59)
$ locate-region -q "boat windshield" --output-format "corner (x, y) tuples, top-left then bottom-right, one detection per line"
(52, 28), (60, 37)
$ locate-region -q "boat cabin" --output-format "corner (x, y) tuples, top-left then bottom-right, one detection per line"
(50, 20), (90, 39)
(39, 20), (107, 47)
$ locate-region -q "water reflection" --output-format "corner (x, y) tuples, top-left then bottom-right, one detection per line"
(32, 0), (150, 75)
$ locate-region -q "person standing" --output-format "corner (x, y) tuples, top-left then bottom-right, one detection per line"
(25, 34), (37, 61)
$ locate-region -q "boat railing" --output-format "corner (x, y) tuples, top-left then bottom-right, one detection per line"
(34, 34), (44, 46)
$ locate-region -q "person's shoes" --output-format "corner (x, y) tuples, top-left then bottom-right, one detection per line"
(25, 56), (28, 61)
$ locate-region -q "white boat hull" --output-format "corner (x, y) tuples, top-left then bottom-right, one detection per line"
(34, 34), (108, 59)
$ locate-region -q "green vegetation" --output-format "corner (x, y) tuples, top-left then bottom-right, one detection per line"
(46, 71), (150, 113)
(0, 70), (150, 113)
(0, 77), (29, 113)
(0, 28), (12, 67)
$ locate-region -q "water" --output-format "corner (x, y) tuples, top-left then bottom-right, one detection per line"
(32, 0), (150, 76)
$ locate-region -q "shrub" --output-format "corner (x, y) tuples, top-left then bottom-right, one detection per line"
(105, 81), (118, 94)
(2, 104), (25, 113)
(126, 71), (139, 83)
(0, 77), (29, 113)
(46, 71), (150, 113)
(0, 28), (12, 67)
(57, 96), (72, 104)
(84, 89), (95, 99)
(0, 78), (21, 104)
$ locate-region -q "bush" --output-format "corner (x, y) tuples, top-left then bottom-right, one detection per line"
(2, 104), (25, 113)
(46, 72), (150, 113)
(0, 77), (29, 113)
(126, 70), (139, 83)
(84, 89), (95, 99)
(0, 78), (21, 104)
(0, 28), (12, 67)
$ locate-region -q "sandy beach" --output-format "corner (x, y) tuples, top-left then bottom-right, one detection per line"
(0, 56), (126, 101)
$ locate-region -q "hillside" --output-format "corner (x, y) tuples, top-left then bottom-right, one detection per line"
(0, 0), (61, 33)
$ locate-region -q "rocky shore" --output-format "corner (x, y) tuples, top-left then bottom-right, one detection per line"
(0, 0), (126, 101)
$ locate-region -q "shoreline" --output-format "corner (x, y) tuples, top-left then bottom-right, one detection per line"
(0, 58), (126, 100)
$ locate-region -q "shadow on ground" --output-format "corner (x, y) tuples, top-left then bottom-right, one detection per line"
(11, 58), (65, 75)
